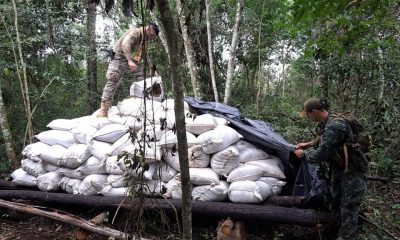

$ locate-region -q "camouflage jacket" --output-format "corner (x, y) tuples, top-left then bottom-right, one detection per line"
(306, 112), (355, 171)
(112, 27), (152, 66)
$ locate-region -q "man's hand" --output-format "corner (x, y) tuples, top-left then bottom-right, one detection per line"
(295, 142), (312, 150)
(294, 149), (305, 158)
(128, 59), (138, 72)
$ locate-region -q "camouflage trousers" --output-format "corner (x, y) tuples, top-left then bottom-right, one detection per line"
(101, 52), (144, 102)
(331, 171), (366, 240)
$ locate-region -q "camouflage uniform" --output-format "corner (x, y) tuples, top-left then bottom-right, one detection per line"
(306, 113), (367, 240)
(101, 27), (153, 102)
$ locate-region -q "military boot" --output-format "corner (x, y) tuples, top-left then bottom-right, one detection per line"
(96, 100), (112, 118)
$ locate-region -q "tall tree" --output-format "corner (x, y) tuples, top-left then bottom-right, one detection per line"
(0, 83), (18, 169)
(176, 0), (201, 99)
(85, 0), (98, 114)
(155, 0), (192, 239)
(205, 0), (219, 102)
(223, 0), (244, 104)
(11, 0), (33, 144)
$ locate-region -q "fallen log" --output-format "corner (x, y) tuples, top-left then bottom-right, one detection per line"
(0, 189), (337, 226)
(0, 199), (131, 240)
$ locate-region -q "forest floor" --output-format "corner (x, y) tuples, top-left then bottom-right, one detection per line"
(0, 180), (398, 240)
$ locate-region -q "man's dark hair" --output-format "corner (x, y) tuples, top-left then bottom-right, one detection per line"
(150, 22), (159, 35)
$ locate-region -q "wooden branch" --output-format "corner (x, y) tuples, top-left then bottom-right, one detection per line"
(0, 199), (131, 240)
(0, 189), (338, 226)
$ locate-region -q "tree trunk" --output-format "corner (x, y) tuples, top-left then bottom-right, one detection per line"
(223, 0), (244, 105)
(86, 0), (98, 114)
(176, 0), (201, 100)
(149, 11), (169, 57)
(377, 46), (386, 113)
(11, 0), (33, 144)
(155, 1), (192, 239)
(0, 85), (18, 169)
(205, 0), (219, 102)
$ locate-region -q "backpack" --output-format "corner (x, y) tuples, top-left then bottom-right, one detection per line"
(331, 112), (372, 153)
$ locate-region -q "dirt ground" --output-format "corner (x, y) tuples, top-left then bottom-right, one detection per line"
(0, 180), (399, 240)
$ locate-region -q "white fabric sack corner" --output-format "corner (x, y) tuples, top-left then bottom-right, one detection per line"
(56, 167), (86, 180)
(245, 159), (285, 179)
(79, 174), (108, 195)
(36, 172), (63, 192)
(40, 144), (67, 165)
(91, 106), (120, 118)
(152, 162), (178, 182)
(192, 181), (229, 202)
(59, 177), (82, 194)
(226, 164), (264, 183)
(100, 185), (129, 196)
(109, 133), (132, 156)
(22, 142), (50, 162)
(21, 158), (47, 177)
(196, 125), (242, 154)
(77, 156), (107, 175)
(47, 119), (77, 131)
(35, 130), (75, 148)
(185, 114), (218, 135)
(210, 145), (240, 177)
(59, 144), (91, 168)
(92, 124), (129, 143)
(11, 168), (37, 187)
(164, 175), (183, 199)
(188, 145), (210, 168)
(189, 168), (219, 186)
(159, 130), (197, 148)
(71, 124), (97, 144)
(86, 139), (112, 162)
(227, 180), (273, 203)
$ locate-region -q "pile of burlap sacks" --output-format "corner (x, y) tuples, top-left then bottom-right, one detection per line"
(11, 78), (287, 204)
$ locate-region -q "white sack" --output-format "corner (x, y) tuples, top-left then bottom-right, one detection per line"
(40, 144), (67, 165)
(79, 174), (108, 195)
(235, 140), (269, 163)
(77, 156), (107, 175)
(185, 114), (218, 135)
(159, 130), (197, 148)
(91, 106), (119, 118)
(42, 162), (59, 172)
(258, 177), (286, 195)
(117, 98), (144, 117)
(123, 142), (162, 162)
(227, 164), (264, 183)
(87, 140), (112, 162)
(164, 175), (183, 199)
(105, 155), (125, 175)
(154, 108), (176, 130)
(188, 145), (210, 168)
(189, 168), (219, 185)
(59, 177), (81, 194)
(21, 158), (47, 177)
(36, 172), (63, 191)
(108, 115), (142, 131)
(164, 149), (180, 171)
(227, 180), (273, 203)
(152, 162), (178, 182)
(100, 185), (129, 196)
(56, 167), (86, 179)
(35, 130), (75, 148)
(71, 124), (97, 144)
(192, 181), (229, 202)
(78, 117), (112, 129)
(47, 119), (77, 131)
(245, 159), (285, 179)
(92, 124), (129, 143)
(22, 142), (50, 162)
(107, 174), (128, 188)
(196, 126), (242, 154)
(129, 76), (163, 102)
(137, 125), (166, 142)
(11, 168), (37, 187)
(109, 133), (132, 156)
(59, 144), (91, 168)
(210, 145), (240, 177)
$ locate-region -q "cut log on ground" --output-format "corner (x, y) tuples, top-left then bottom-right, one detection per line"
(0, 189), (338, 226)
(0, 199), (131, 240)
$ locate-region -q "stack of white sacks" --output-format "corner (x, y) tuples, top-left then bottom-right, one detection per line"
(11, 85), (286, 204)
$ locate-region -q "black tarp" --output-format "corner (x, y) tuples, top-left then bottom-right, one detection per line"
(184, 97), (323, 198)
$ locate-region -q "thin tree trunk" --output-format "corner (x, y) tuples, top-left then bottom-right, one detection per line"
(223, 0), (244, 105)
(377, 46), (386, 111)
(11, 0), (33, 143)
(86, 0), (98, 114)
(0, 85), (18, 169)
(176, 0), (201, 100)
(281, 42), (286, 97)
(155, 1), (192, 239)
(256, 1), (264, 115)
(205, 0), (219, 102)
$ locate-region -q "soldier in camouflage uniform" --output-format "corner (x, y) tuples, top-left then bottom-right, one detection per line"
(294, 98), (367, 240)
(97, 23), (159, 117)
